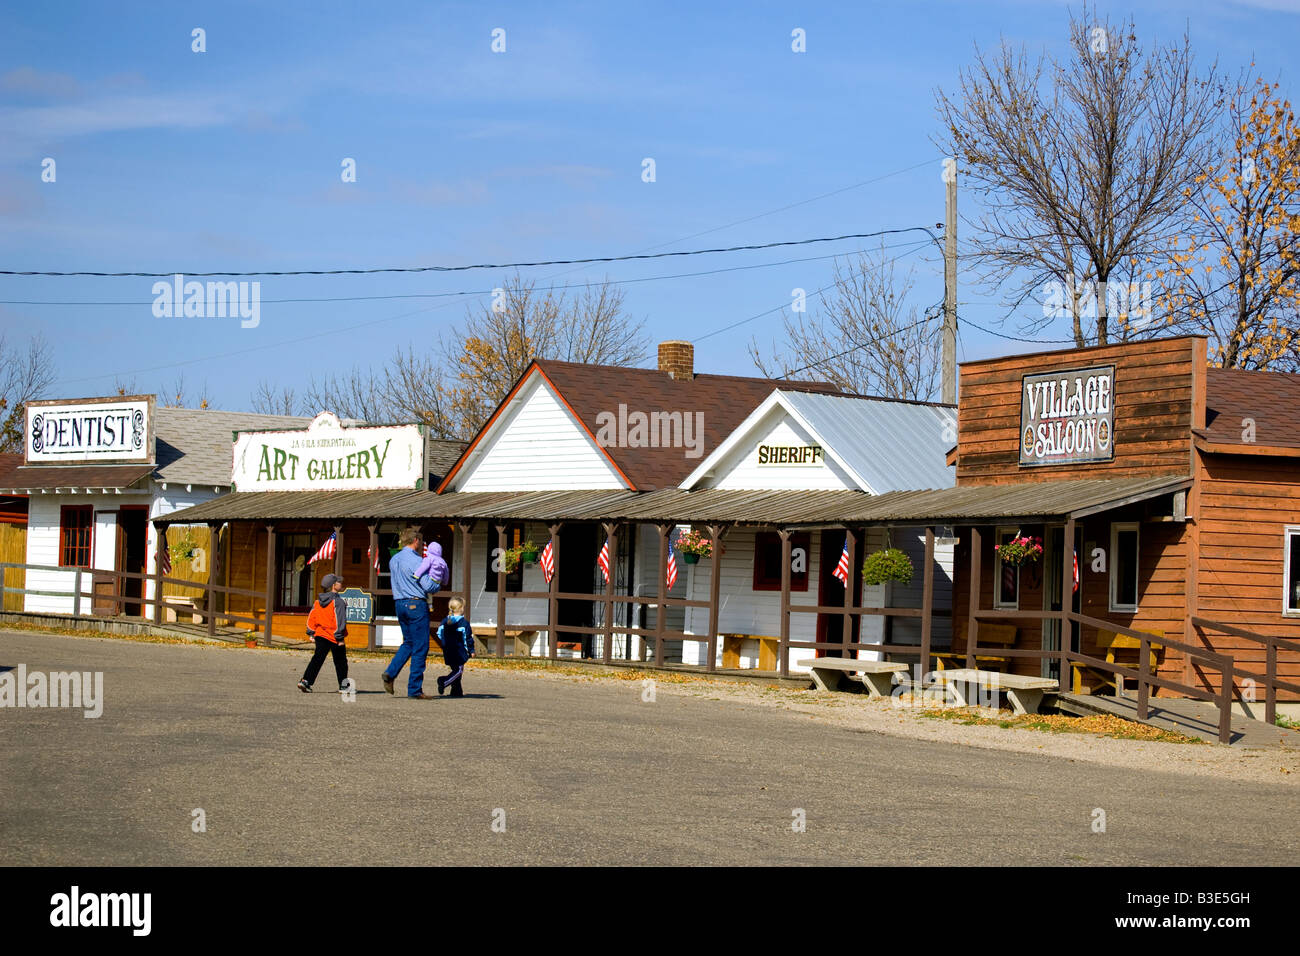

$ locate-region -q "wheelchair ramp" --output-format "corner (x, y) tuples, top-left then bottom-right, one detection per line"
(1055, 692), (1300, 747)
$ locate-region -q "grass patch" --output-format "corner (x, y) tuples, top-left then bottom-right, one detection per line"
(1276, 714), (1300, 731)
(918, 706), (1205, 744)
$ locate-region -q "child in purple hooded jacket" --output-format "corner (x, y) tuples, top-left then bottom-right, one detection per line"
(414, 541), (451, 590)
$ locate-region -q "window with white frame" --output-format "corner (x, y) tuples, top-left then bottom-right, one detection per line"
(1110, 522), (1140, 612)
(1285, 526), (1300, 616)
(994, 527), (1019, 610)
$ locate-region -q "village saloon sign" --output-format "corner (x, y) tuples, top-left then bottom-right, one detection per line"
(231, 412), (427, 492)
(1019, 365), (1115, 467)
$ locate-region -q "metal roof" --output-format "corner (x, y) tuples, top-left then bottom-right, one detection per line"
(777, 390), (957, 492)
(161, 475), (1188, 527)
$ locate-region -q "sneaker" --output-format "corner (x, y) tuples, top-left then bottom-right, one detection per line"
(408, 693), (435, 700)
(297, 679), (311, 693)
(381, 673), (395, 695)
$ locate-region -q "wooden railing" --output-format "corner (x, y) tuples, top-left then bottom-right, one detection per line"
(1191, 616), (1300, 726)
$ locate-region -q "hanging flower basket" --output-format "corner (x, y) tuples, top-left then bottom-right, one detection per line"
(675, 530), (713, 560)
(861, 547), (913, 586)
(995, 534), (1043, 568)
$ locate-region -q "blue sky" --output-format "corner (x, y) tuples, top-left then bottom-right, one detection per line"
(0, 0), (1296, 410)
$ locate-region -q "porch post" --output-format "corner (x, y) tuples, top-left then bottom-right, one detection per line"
(333, 523), (343, 582)
(779, 529), (792, 679)
(548, 522), (563, 661)
(458, 519), (475, 627)
(704, 524), (729, 673)
(263, 523), (276, 646)
(602, 522), (617, 664)
(842, 527), (856, 659)
(367, 522), (379, 652)
(152, 522), (170, 625)
(1061, 517), (1075, 690)
(495, 523), (507, 658)
(921, 526), (934, 682)
(966, 525), (981, 668)
(655, 523), (670, 668)
(206, 521), (222, 638)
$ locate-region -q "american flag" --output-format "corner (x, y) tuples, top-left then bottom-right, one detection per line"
(539, 539), (555, 584)
(832, 538), (850, 585)
(597, 538), (611, 584)
(367, 545), (380, 573)
(665, 538), (678, 589)
(308, 531), (337, 565)
(1072, 549), (1080, 593)
(159, 535), (172, 576)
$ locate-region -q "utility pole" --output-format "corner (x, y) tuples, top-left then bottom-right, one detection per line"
(942, 159), (958, 405)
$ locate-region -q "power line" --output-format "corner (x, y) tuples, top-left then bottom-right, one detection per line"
(691, 240), (935, 344)
(778, 299), (946, 380)
(3, 227), (940, 278)
(0, 239), (927, 307)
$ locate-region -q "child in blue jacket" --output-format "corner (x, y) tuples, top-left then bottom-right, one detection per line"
(436, 597), (475, 697)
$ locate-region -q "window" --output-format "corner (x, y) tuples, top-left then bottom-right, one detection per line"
(59, 506), (93, 568)
(752, 532), (810, 591)
(485, 523), (524, 593)
(277, 532), (322, 611)
(1110, 522), (1140, 612)
(1285, 526), (1300, 617)
(994, 527), (1019, 610)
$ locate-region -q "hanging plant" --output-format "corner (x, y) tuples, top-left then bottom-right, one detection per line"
(995, 534), (1043, 568)
(171, 530), (201, 561)
(675, 530), (713, 561)
(861, 547), (913, 586)
(504, 541), (539, 571)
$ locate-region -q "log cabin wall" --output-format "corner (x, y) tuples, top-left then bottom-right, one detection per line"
(956, 336), (1205, 486)
(225, 519), (379, 647)
(1196, 452), (1300, 692)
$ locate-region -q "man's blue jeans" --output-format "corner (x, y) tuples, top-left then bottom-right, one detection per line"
(387, 599), (430, 696)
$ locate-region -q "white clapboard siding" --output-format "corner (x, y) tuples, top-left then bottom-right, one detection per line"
(455, 375), (628, 491)
(706, 410), (858, 491)
(631, 522), (685, 662)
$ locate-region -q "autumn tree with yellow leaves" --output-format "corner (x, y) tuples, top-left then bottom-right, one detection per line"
(1148, 76), (1300, 371)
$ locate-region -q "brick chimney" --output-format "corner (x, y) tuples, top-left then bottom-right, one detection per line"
(658, 340), (694, 381)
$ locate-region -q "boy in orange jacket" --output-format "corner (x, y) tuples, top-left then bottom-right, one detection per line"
(298, 573), (351, 693)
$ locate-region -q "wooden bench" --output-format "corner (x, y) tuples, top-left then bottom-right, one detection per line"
(1071, 627), (1164, 695)
(933, 623), (1017, 672)
(472, 628), (537, 657)
(933, 668), (1056, 715)
(721, 633), (779, 671)
(797, 657), (910, 698)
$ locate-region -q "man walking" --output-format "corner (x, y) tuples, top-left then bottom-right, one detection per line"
(381, 528), (441, 699)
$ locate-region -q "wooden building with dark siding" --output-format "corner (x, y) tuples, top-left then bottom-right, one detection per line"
(945, 335), (1300, 704)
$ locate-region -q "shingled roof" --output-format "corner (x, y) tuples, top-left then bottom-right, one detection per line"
(1200, 367), (1300, 450)
(438, 359), (842, 492)
(154, 407), (313, 486)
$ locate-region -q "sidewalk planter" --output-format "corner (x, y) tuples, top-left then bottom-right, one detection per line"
(244, 637), (257, 648)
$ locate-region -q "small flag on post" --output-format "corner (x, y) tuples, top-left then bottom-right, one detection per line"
(665, 539), (678, 589)
(160, 535), (172, 576)
(539, 539), (555, 584)
(1072, 550), (1080, 593)
(308, 531), (337, 565)
(832, 538), (850, 585)
(597, 539), (611, 584)
(367, 545), (380, 573)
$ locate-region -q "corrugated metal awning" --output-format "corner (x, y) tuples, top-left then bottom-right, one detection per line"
(160, 474), (1190, 527)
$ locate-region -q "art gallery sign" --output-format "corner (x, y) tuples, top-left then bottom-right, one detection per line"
(25, 396), (155, 464)
(231, 412), (428, 491)
(1019, 364), (1115, 467)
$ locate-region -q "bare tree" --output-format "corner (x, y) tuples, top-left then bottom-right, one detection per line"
(437, 274), (648, 438)
(159, 372), (210, 409)
(300, 366), (391, 424)
(749, 245), (943, 400)
(0, 333), (55, 452)
(250, 381), (301, 417)
(935, 6), (1221, 345)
